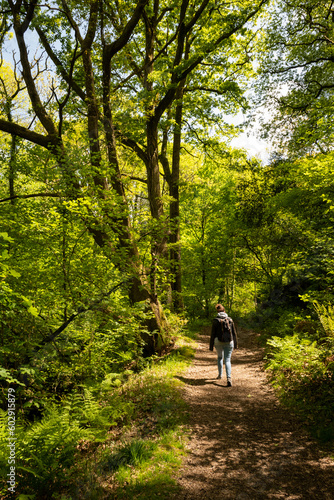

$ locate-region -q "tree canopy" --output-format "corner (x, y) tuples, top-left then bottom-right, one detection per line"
(257, 0), (334, 155)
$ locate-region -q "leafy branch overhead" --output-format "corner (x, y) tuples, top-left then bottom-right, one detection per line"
(0, 0), (267, 328)
(257, 0), (334, 155)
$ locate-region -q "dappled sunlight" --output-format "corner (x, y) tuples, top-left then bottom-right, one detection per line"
(171, 328), (334, 499)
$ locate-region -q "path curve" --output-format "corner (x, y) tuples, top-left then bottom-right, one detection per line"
(173, 327), (334, 499)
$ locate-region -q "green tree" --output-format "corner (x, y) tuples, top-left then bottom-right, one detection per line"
(181, 147), (248, 317)
(257, 0), (334, 155)
(0, 0), (268, 350)
(107, 0), (268, 310)
(181, 147), (334, 318)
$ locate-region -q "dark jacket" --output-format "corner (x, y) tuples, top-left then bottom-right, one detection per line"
(209, 311), (238, 351)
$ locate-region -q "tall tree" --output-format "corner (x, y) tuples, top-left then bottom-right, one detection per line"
(0, 0), (268, 352)
(0, 0), (159, 352)
(109, 0), (268, 309)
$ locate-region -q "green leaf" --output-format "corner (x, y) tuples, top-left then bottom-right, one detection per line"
(28, 305), (39, 317)
(0, 232), (14, 243)
(9, 269), (21, 278)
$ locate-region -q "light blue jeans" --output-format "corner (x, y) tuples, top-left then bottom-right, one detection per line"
(214, 338), (234, 379)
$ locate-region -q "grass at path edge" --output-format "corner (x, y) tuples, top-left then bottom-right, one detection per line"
(69, 338), (198, 499)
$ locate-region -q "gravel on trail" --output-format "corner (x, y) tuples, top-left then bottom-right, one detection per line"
(172, 327), (334, 500)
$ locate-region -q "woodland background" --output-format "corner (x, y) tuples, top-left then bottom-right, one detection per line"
(0, 0), (334, 497)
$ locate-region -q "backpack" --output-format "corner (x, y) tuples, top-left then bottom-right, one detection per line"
(216, 317), (233, 342)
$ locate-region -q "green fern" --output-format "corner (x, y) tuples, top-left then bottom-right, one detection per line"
(0, 388), (128, 496)
(65, 388), (120, 438)
(1, 405), (89, 496)
(266, 333), (334, 443)
(313, 300), (334, 338)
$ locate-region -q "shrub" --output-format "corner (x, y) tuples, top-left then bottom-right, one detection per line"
(266, 334), (334, 443)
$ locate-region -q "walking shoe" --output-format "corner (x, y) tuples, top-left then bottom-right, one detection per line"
(216, 375), (222, 379)
(227, 379), (232, 387)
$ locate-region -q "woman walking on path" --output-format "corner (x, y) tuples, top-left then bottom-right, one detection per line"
(209, 304), (238, 386)
(174, 327), (334, 499)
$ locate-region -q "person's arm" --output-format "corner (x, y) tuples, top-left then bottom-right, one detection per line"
(209, 321), (215, 351)
(231, 321), (238, 348)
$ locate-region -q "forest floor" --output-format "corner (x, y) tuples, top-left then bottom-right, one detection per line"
(171, 326), (334, 499)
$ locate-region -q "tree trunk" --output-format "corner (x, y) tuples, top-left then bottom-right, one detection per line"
(170, 83), (185, 312)
(6, 0), (171, 356)
(143, 5), (168, 299)
(8, 132), (16, 205)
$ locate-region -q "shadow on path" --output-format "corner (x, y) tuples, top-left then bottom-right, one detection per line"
(175, 376), (228, 387)
(171, 328), (334, 500)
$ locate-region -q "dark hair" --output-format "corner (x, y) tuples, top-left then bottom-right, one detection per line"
(216, 304), (225, 312)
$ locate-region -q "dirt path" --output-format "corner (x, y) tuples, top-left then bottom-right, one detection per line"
(173, 327), (334, 499)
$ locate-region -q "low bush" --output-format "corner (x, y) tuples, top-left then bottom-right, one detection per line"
(266, 334), (334, 443)
(0, 328), (195, 499)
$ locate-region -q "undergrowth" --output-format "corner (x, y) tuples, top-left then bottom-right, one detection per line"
(0, 336), (196, 499)
(265, 333), (334, 445)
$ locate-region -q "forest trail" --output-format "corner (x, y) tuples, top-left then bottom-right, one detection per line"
(172, 327), (334, 499)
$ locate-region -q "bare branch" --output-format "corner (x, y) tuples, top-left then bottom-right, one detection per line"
(10, 1), (58, 136)
(36, 26), (86, 101)
(32, 280), (130, 355)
